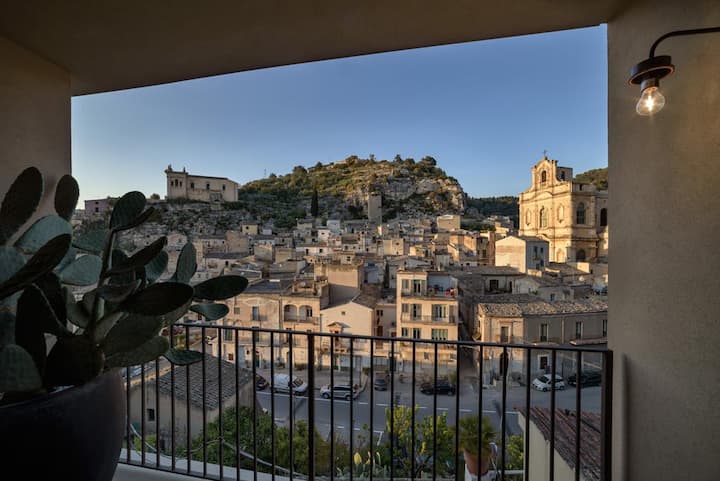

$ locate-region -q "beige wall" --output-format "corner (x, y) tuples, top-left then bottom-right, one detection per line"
(608, 1), (720, 480)
(1, 36), (71, 224)
(519, 413), (577, 481)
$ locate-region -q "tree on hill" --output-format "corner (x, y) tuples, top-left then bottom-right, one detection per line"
(393, 154), (403, 163)
(311, 187), (319, 217)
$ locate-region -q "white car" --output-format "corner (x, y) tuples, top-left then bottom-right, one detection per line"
(272, 373), (308, 395)
(532, 374), (566, 391)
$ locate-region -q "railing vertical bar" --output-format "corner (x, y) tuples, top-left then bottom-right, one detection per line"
(186, 325), (191, 474)
(390, 339), (395, 481)
(307, 332), (315, 481)
(454, 343), (461, 481)
(432, 342), (438, 481)
(141, 362), (146, 465)
(349, 338), (354, 481)
(477, 345), (484, 481)
(125, 365), (131, 464)
(525, 347), (531, 481)
(252, 329), (259, 481)
(289, 332), (294, 481)
(369, 337), (375, 481)
(218, 332), (224, 481)
(155, 358), (161, 468)
(270, 332), (276, 481)
(411, 341), (416, 481)
(171, 328), (176, 470)
(202, 326), (207, 478)
(575, 351), (582, 481)
(236, 331), (241, 481)
(550, 350), (557, 481)
(501, 346), (508, 481)
(601, 351), (613, 481)
(330, 335), (335, 481)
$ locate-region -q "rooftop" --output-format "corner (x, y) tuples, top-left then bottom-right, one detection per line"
(157, 354), (252, 410)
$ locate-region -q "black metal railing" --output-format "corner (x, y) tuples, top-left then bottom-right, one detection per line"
(120, 322), (612, 481)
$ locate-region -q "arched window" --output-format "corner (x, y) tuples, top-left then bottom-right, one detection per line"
(576, 203), (586, 224)
(600, 208), (608, 227)
(190, 182), (194, 189)
(576, 249), (586, 261)
(541, 170), (547, 184)
(540, 207), (548, 228)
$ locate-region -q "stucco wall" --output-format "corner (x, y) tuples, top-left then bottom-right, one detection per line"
(1, 35), (71, 223)
(608, 1), (720, 480)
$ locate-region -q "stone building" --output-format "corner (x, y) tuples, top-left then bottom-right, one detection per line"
(165, 165), (239, 202)
(518, 157), (608, 262)
(367, 192), (382, 223)
(495, 235), (549, 273)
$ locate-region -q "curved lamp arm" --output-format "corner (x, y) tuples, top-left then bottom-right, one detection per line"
(649, 26), (720, 58)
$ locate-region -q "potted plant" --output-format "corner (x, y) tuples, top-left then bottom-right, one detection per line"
(458, 414), (497, 477)
(0, 167), (248, 481)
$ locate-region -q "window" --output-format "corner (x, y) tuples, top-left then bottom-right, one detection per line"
(228, 353), (234, 361)
(550, 293), (556, 301)
(540, 207), (547, 228)
(603, 319), (608, 337)
(576, 202), (586, 224)
(222, 184), (226, 191)
(412, 328), (422, 339)
(147, 408), (155, 422)
(540, 323), (548, 342)
(376, 309), (383, 317)
(534, 246), (538, 255)
(489, 279), (499, 291)
(560, 171), (566, 180)
(539, 355), (549, 370)
(401, 328), (409, 337)
(424, 352), (430, 361)
(191, 182), (194, 189)
(411, 304), (422, 319)
(94, 207), (98, 213)
(432, 304), (447, 319)
(252, 306), (259, 321)
(600, 208), (608, 227)
(576, 249), (586, 262)
(341, 311), (346, 316)
(541, 170), (547, 184)
(413, 279), (424, 294)
(575, 321), (583, 339)
(223, 330), (234, 342)
(431, 329), (448, 340)
(401, 303), (409, 313)
(206, 183), (210, 190)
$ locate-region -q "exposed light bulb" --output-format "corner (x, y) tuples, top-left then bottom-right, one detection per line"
(636, 85), (666, 116)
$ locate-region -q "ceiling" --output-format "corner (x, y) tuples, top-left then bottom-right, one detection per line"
(0, 1), (625, 96)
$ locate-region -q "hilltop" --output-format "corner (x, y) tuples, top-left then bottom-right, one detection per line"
(574, 167), (608, 190)
(235, 155), (465, 227)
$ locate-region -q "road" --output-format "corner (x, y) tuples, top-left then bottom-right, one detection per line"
(255, 376), (602, 443)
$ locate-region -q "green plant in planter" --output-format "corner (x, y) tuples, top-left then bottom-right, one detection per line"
(458, 414), (497, 475)
(0, 167), (247, 403)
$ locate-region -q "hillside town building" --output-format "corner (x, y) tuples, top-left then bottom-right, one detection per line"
(165, 165), (239, 202)
(519, 156), (608, 262)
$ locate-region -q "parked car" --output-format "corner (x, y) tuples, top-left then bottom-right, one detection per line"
(419, 379), (456, 395)
(532, 374), (566, 391)
(374, 375), (388, 391)
(567, 370), (602, 387)
(255, 374), (269, 391)
(320, 384), (359, 400)
(272, 373), (308, 395)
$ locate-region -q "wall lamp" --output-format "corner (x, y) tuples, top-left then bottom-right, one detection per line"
(629, 26), (720, 115)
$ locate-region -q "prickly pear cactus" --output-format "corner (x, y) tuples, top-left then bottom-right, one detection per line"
(0, 167), (248, 402)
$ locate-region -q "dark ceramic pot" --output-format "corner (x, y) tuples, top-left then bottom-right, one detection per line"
(0, 369), (125, 481)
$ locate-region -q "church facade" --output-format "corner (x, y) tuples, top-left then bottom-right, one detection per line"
(165, 165), (239, 203)
(518, 157), (608, 262)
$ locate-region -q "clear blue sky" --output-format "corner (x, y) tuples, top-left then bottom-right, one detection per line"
(71, 25), (607, 203)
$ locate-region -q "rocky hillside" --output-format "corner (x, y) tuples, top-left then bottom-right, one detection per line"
(235, 155), (465, 227)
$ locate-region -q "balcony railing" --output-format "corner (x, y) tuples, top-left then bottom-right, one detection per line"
(401, 313), (457, 323)
(120, 322), (612, 481)
(400, 288), (457, 299)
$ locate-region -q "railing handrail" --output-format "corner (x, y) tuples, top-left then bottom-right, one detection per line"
(176, 321), (610, 353)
